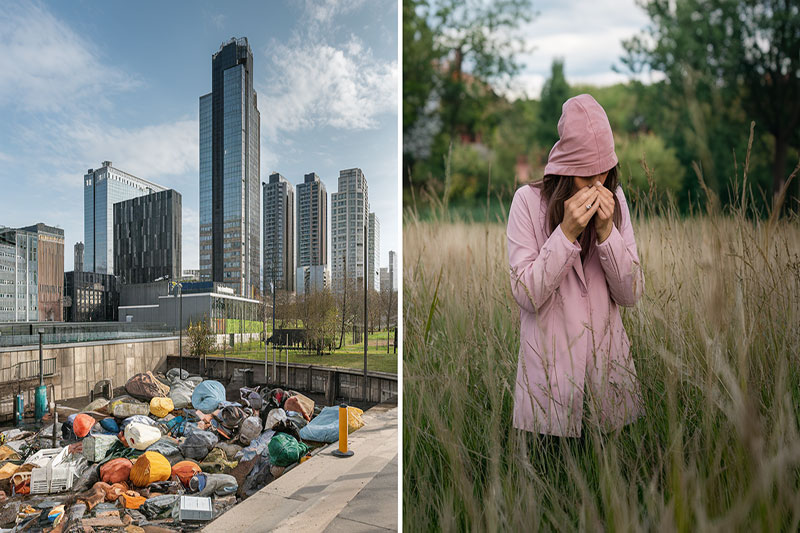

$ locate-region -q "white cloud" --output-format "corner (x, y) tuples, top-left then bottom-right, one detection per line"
(259, 35), (397, 137)
(497, 0), (662, 99)
(303, 0), (367, 23)
(0, 2), (139, 112)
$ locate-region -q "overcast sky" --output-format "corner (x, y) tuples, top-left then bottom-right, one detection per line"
(502, 0), (663, 99)
(0, 0), (399, 272)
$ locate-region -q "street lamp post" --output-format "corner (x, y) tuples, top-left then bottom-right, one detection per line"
(35, 328), (46, 421)
(363, 221), (368, 401)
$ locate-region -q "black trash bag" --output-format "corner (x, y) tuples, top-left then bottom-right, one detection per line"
(240, 386), (263, 411)
(179, 430), (219, 461)
(214, 405), (251, 439)
(139, 494), (181, 519)
(71, 464), (100, 493)
(273, 420), (302, 443)
(166, 368), (190, 383)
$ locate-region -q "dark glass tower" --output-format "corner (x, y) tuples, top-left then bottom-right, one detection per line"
(199, 37), (261, 297)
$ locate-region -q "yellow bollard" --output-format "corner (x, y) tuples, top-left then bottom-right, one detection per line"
(332, 404), (354, 458)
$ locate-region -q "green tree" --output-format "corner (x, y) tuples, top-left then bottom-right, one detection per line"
(538, 59), (570, 150)
(621, 0), (800, 210)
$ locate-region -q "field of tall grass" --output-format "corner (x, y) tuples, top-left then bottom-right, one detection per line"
(403, 174), (800, 530)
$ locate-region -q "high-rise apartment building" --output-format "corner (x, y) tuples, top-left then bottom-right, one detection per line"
(84, 161), (166, 274)
(74, 242), (84, 272)
(296, 172), (327, 272)
(380, 250), (396, 293)
(296, 265), (329, 294)
(113, 189), (182, 285)
(0, 224), (64, 322)
(368, 213), (380, 292)
(331, 168), (369, 291)
(263, 173), (294, 292)
(199, 37), (261, 298)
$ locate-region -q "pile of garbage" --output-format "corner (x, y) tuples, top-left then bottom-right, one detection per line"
(0, 368), (365, 531)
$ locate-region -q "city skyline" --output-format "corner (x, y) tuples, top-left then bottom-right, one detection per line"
(0, 1), (399, 275)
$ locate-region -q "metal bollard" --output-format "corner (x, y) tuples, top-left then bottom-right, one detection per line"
(332, 404), (354, 458)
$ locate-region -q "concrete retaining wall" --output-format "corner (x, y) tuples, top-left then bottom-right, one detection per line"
(0, 337), (178, 419)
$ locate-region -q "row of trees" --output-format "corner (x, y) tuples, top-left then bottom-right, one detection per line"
(404, 0), (799, 216)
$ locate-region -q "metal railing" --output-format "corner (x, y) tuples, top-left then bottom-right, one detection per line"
(0, 322), (174, 348)
(0, 357), (56, 384)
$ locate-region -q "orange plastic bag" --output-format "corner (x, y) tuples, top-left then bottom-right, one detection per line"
(119, 491), (146, 509)
(129, 451), (171, 487)
(171, 460), (201, 487)
(73, 413), (96, 438)
(100, 458), (133, 484)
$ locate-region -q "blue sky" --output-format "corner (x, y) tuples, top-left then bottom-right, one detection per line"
(0, 0), (399, 272)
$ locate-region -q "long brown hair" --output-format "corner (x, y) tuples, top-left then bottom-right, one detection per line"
(530, 165), (623, 263)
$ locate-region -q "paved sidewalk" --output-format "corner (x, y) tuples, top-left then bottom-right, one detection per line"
(204, 403), (398, 533)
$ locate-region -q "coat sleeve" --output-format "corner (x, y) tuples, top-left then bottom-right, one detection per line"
(507, 187), (582, 313)
(595, 186), (645, 307)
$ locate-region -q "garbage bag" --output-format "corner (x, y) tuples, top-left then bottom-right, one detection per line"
(199, 448), (238, 474)
(120, 492), (147, 509)
(163, 416), (187, 438)
(71, 464), (100, 493)
(169, 380), (195, 409)
(286, 411), (309, 430)
(188, 472), (238, 497)
(129, 451), (171, 487)
(299, 406), (364, 443)
(62, 413), (78, 440)
(265, 408), (288, 430)
(191, 380), (226, 413)
(165, 368), (190, 382)
(100, 458), (133, 484)
(124, 423), (162, 451)
(215, 441), (243, 460)
(125, 371), (170, 402)
(268, 433), (309, 467)
(111, 396), (150, 418)
(284, 393), (314, 421)
(171, 460), (201, 487)
(121, 415), (158, 429)
(140, 494), (180, 519)
(241, 456), (273, 497)
(150, 397), (174, 418)
(237, 430), (275, 462)
(179, 430), (218, 461)
(240, 387), (263, 411)
(83, 435), (118, 463)
(99, 418), (119, 434)
(146, 438), (183, 465)
(83, 398), (110, 413)
(238, 416), (263, 446)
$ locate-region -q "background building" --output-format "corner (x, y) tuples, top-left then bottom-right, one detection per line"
(368, 213), (380, 292)
(74, 242), (84, 272)
(199, 37), (260, 298)
(84, 161), (166, 275)
(263, 173), (294, 292)
(19, 224), (64, 322)
(0, 224), (64, 322)
(296, 172), (327, 273)
(296, 265), (329, 294)
(331, 168), (369, 291)
(182, 269), (200, 281)
(63, 271), (120, 322)
(0, 227), (39, 322)
(113, 189), (182, 285)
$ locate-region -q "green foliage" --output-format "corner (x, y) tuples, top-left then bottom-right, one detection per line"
(538, 59), (570, 149)
(616, 132), (685, 198)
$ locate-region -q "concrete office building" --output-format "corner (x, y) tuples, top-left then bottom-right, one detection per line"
(74, 242), (84, 272)
(296, 265), (329, 294)
(331, 168), (369, 292)
(113, 189), (182, 285)
(199, 37), (261, 298)
(63, 271), (120, 322)
(380, 250), (397, 293)
(84, 161), (167, 275)
(263, 173), (294, 292)
(182, 270), (200, 281)
(296, 172), (327, 271)
(0, 225), (64, 322)
(368, 213), (380, 292)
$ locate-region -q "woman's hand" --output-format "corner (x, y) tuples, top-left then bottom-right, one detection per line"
(593, 182), (615, 243)
(561, 185), (601, 243)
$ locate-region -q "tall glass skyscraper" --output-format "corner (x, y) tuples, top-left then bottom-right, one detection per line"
(84, 161), (165, 274)
(199, 37), (261, 298)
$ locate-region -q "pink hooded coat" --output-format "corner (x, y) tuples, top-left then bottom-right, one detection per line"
(506, 95), (645, 437)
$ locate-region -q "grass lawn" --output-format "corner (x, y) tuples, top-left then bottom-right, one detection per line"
(209, 329), (397, 374)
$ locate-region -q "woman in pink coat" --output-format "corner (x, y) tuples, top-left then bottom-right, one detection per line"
(506, 94), (645, 438)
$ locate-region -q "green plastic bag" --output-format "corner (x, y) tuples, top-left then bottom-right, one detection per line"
(268, 433), (309, 467)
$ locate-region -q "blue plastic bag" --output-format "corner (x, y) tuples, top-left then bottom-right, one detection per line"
(298, 406), (340, 443)
(191, 380), (226, 413)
